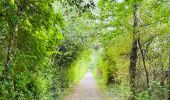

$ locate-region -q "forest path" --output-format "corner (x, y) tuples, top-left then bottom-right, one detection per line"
(64, 71), (104, 100)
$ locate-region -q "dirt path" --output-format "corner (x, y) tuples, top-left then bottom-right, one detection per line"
(64, 72), (104, 100)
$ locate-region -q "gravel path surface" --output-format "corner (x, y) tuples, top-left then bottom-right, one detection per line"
(64, 72), (104, 100)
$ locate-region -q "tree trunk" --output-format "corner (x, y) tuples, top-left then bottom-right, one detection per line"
(3, 0), (26, 71)
(137, 38), (149, 89)
(168, 53), (170, 100)
(160, 71), (168, 86)
(4, 15), (16, 72)
(129, 2), (140, 99)
(4, 31), (13, 71)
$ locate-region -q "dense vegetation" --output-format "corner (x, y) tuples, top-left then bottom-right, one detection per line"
(0, 0), (93, 99)
(93, 0), (170, 100)
(0, 0), (169, 100)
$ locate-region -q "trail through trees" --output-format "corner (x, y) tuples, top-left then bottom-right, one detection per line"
(64, 72), (103, 100)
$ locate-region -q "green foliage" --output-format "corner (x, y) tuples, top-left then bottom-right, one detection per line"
(148, 81), (168, 100)
(0, 0), (66, 99)
(0, 0), (169, 99)
(107, 85), (130, 100)
(55, 39), (81, 68)
(93, 0), (170, 99)
(137, 90), (153, 100)
(137, 81), (168, 100)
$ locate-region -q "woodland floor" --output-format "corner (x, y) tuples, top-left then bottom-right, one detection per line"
(64, 72), (104, 100)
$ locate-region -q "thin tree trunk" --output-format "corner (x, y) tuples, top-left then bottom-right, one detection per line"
(129, 2), (140, 99)
(168, 53), (170, 100)
(160, 71), (168, 86)
(137, 38), (149, 88)
(4, 32), (13, 71)
(4, 16), (16, 72)
(3, 0), (27, 71)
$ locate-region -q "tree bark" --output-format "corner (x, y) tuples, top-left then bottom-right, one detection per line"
(160, 71), (168, 86)
(4, 1), (16, 71)
(4, 29), (13, 71)
(168, 53), (170, 100)
(129, 2), (140, 99)
(137, 38), (149, 88)
(3, 0), (28, 71)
